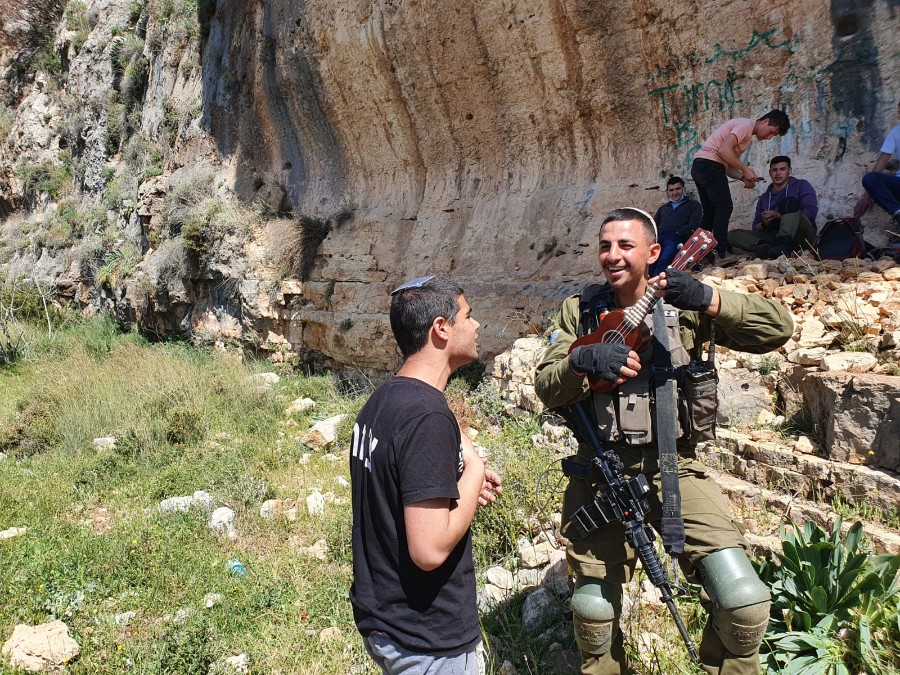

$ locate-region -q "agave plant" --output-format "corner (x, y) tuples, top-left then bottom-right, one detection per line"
(757, 518), (900, 674)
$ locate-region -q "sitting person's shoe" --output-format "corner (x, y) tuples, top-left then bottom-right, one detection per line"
(765, 236), (795, 258)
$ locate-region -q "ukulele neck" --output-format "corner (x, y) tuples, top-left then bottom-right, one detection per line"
(621, 283), (660, 331)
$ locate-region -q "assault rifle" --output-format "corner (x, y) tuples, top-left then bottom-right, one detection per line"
(556, 399), (700, 663)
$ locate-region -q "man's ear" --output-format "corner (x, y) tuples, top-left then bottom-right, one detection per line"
(648, 242), (662, 266)
(432, 315), (451, 343)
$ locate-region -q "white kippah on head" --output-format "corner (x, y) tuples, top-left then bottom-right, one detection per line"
(623, 207), (658, 239)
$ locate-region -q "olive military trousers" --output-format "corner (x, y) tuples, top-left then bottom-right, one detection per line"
(562, 449), (765, 675)
(728, 211), (816, 257)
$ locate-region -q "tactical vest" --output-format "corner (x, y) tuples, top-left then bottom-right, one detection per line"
(577, 284), (717, 448)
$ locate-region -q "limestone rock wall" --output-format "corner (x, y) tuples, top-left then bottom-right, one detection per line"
(197, 0), (900, 369)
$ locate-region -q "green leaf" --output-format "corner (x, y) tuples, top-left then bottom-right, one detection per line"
(809, 586), (829, 615)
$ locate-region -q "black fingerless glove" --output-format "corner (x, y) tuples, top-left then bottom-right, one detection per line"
(663, 268), (714, 312)
(569, 343), (631, 382)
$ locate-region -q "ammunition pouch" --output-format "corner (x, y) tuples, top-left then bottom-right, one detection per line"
(679, 361), (718, 444)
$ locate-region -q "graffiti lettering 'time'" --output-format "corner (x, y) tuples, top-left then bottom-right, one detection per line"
(650, 77), (744, 127)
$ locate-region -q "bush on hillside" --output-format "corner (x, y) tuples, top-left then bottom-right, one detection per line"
(758, 518), (900, 674)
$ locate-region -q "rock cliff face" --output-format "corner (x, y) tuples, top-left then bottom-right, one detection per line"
(1, 0), (899, 373)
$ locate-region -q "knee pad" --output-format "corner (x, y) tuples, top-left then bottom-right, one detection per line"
(570, 577), (618, 656)
(698, 548), (771, 656)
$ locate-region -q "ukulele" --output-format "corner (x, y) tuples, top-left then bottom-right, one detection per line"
(568, 228), (717, 392)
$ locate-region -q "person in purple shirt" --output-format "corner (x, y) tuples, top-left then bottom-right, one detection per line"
(728, 156), (818, 258)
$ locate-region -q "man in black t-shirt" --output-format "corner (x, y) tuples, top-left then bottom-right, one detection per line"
(350, 275), (502, 674)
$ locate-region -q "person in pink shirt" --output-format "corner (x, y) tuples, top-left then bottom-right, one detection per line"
(690, 110), (791, 257)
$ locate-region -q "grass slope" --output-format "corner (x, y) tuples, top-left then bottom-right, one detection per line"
(0, 316), (709, 674)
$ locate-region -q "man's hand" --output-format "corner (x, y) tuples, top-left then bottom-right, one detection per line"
(761, 209), (781, 227)
(656, 268), (714, 312)
(741, 169), (760, 189)
(479, 468), (502, 507)
(569, 343), (640, 384)
(460, 432), (501, 508)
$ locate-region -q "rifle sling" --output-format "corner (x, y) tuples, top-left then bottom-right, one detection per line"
(651, 302), (685, 555)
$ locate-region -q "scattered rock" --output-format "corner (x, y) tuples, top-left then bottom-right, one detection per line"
(542, 553), (572, 595)
(539, 642), (580, 674)
(259, 499), (298, 522)
(159, 490), (213, 515)
(114, 611), (135, 626)
(786, 347), (828, 365)
(477, 583), (509, 610)
(318, 627), (343, 643)
(303, 539), (329, 560)
(92, 437), (116, 450)
(0, 527), (27, 540)
(499, 659), (518, 675)
(170, 608), (193, 623)
(306, 490), (325, 516)
(245, 373), (280, 391)
(756, 409), (777, 426)
(204, 593), (223, 609)
(521, 587), (556, 633)
(335, 475), (349, 487)
(492, 337), (547, 413)
(208, 653), (250, 674)
(486, 566), (515, 590)
(208, 507), (237, 539)
(639, 579), (663, 607)
(1, 620), (81, 672)
(518, 539), (557, 569)
(793, 436), (816, 454)
(820, 351), (878, 373)
(285, 397), (316, 416)
(716, 369), (774, 427)
(301, 414), (347, 450)
(515, 568), (543, 590)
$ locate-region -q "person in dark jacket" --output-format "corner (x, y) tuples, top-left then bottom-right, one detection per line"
(649, 176), (703, 276)
(728, 156), (818, 257)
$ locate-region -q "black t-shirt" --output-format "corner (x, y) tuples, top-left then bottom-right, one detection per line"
(349, 376), (479, 653)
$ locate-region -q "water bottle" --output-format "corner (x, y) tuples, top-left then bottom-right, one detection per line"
(226, 559), (248, 577)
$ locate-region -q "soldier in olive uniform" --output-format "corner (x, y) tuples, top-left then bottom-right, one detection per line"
(535, 207), (793, 675)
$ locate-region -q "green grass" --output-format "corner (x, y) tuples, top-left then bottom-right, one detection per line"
(0, 316), (376, 672)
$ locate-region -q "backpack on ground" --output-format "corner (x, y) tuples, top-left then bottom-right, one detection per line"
(814, 217), (867, 260)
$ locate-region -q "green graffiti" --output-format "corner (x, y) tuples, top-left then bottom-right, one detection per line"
(704, 28), (798, 65)
(647, 28), (798, 84)
(650, 77), (744, 127)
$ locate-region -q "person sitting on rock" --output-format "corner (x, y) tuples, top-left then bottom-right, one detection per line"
(649, 176), (703, 277)
(728, 156), (818, 258)
(855, 100), (900, 228)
